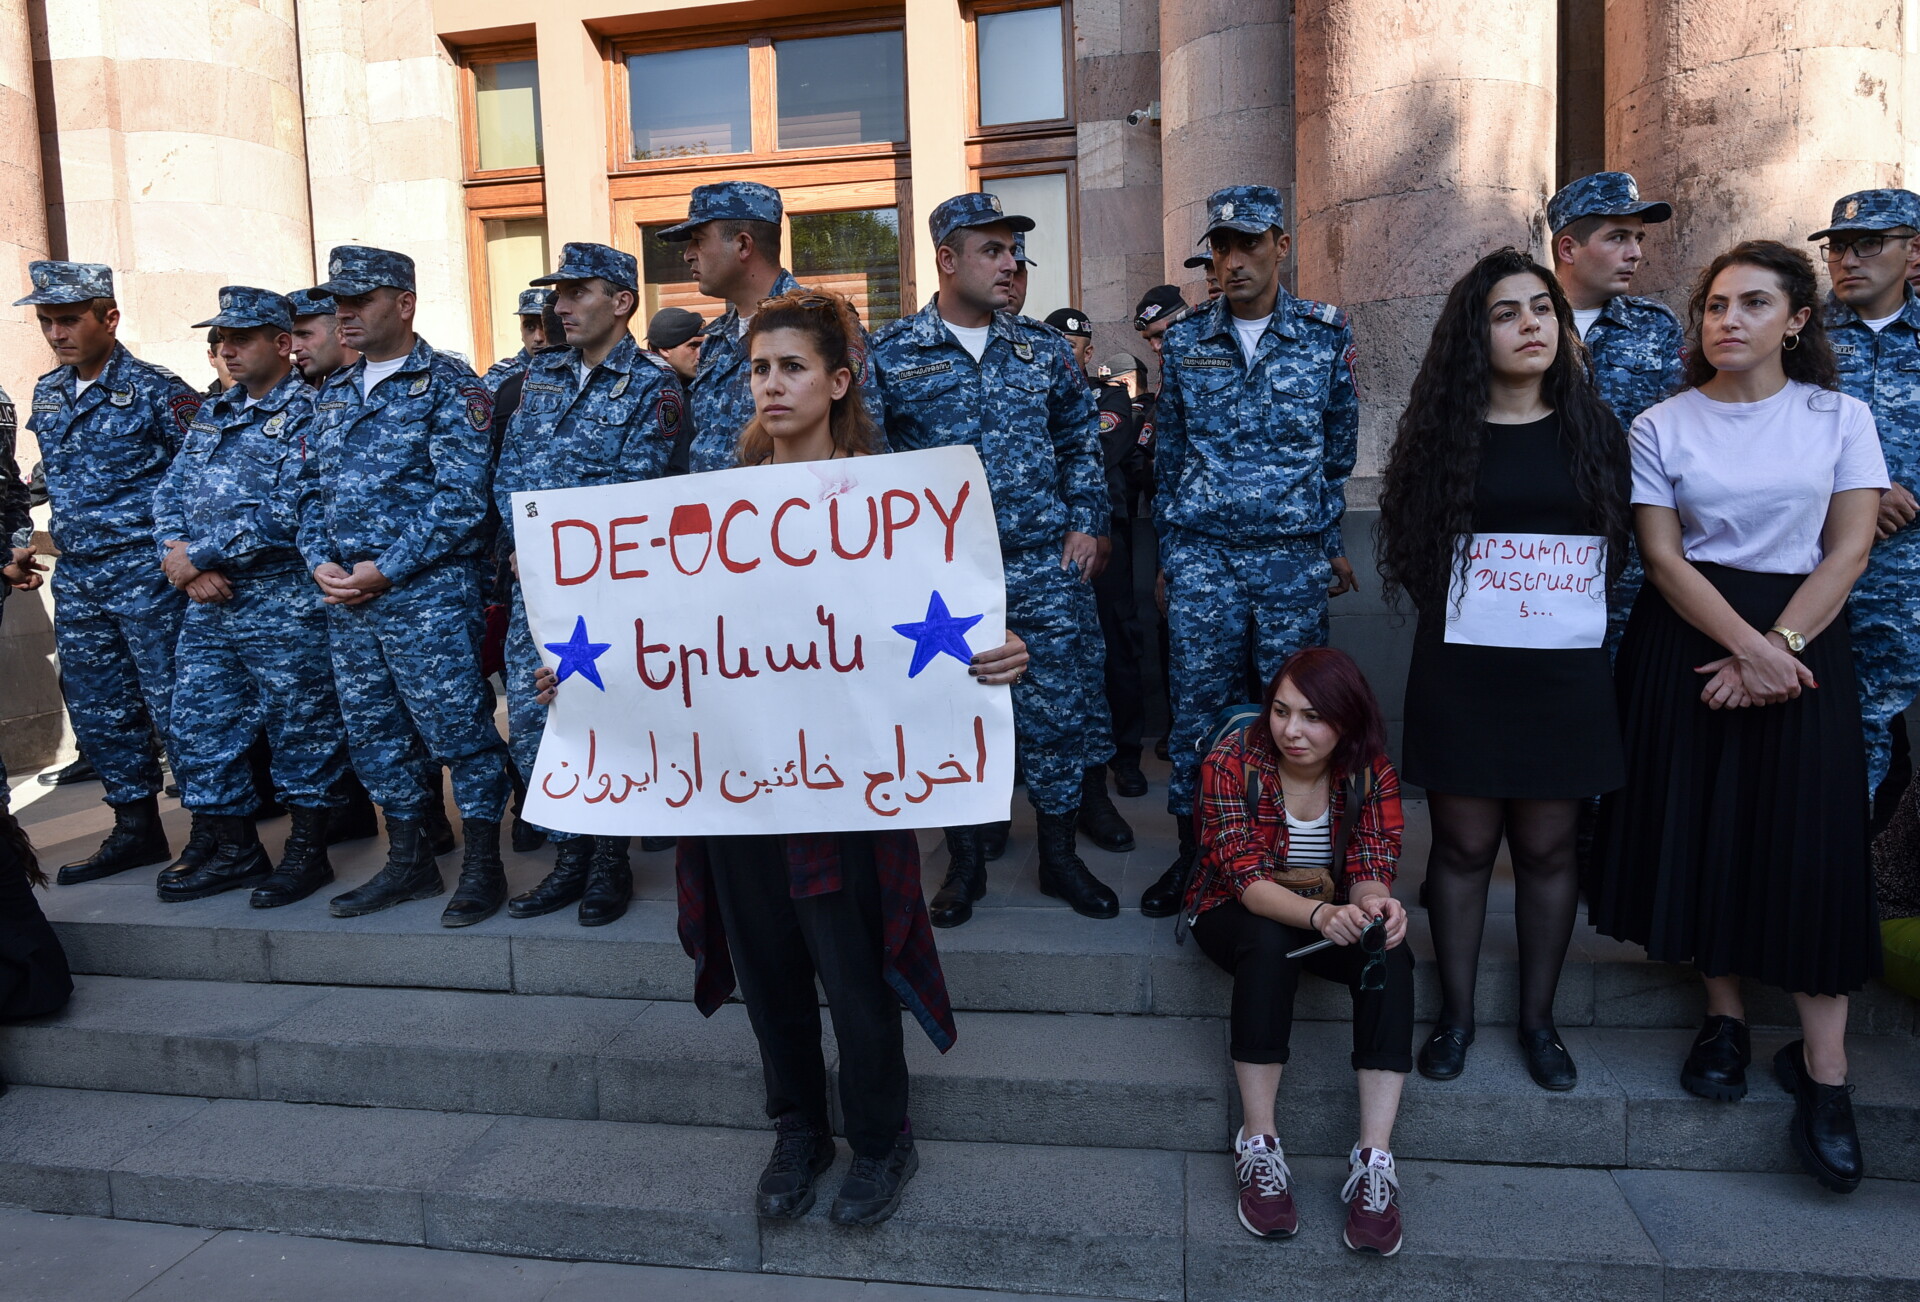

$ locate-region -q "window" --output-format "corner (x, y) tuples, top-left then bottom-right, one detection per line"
(483, 218), (550, 364)
(984, 175), (1069, 319)
(976, 7), (1065, 127)
(775, 32), (906, 150)
(791, 208), (902, 326)
(627, 46), (752, 160)
(473, 59), (543, 171)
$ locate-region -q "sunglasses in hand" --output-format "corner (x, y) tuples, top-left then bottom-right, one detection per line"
(1287, 914), (1390, 991)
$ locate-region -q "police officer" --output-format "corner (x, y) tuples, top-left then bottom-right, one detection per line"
(1136, 186), (1360, 918)
(14, 261), (199, 882)
(1133, 284), (1189, 360)
(1546, 171), (1685, 649)
(647, 307), (705, 381)
(480, 288), (548, 394)
(1046, 307), (1154, 813)
(149, 287), (348, 907)
(1185, 253), (1221, 301)
(494, 243), (685, 928)
(1010, 232), (1035, 317)
(1810, 189), (1920, 805)
(298, 245), (510, 919)
(869, 193), (1117, 925)
(289, 288), (360, 386)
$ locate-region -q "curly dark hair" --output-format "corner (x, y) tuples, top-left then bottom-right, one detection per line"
(1683, 239), (1839, 390)
(1376, 246), (1631, 614)
(735, 289), (883, 466)
(1, 809), (43, 889)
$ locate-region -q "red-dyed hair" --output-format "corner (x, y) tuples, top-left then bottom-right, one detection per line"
(1257, 646), (1388, 780)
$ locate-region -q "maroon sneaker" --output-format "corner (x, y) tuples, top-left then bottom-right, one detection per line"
(1233, 1130), (1298, 1238)
(1341, 1147), (1403, 1256)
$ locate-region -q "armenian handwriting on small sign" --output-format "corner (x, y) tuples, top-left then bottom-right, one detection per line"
(513, 446), (1015, 835)
(1443, 532), (1608, 651)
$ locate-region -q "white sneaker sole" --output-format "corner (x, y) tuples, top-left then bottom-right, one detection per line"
(1343, 1225), (1403, 1256)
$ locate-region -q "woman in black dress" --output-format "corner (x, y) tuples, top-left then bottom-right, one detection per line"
(1377, 248), (1631, 1090)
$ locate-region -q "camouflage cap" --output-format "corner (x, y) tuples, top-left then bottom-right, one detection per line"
(1547, 171), (1672, 233)
(929, 192), (1035, 246)
(656, 181), (783, 242)
(317, 245), (416, 297)
(191, 285), (294, 333)
(1201, 186), (1285, 239)
(287, 288), (337, 319)
(1044, 307), (1091, 337)
(531, 242), (639, 294)
(13, 260), (115, 307)
(515, 288), (548, 317)
(1013, 231), (1037, 267)
(1807, 189), (1920, 241)
(1183, 253), (1215, 270)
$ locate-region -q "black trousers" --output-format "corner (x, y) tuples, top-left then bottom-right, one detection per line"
(1192, 899), (1415, 1072)
(705, 832), (908, 1159)
(1093, 516), (1148, 761)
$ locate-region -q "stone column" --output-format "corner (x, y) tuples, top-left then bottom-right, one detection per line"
(1157, 0), (1290, 302)
(1075, 0), (1162, 364)
(0, 0), (50, 405)
(34, 0), (315, 380)
(1294, 0), (1557, 490)
(1607, 0), (1906, 303)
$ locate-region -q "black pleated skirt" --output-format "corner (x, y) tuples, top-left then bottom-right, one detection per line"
(1589, 565), (1881, 996)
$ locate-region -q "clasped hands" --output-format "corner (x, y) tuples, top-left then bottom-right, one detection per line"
(1695, 633), (1815, 711)
(312, 560), (393, 606)
(161, 539), (232, 603)
(1316, 890), (1409, 950)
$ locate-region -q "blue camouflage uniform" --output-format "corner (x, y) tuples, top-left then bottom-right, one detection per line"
(0, 381), (30, 806)
(1152, 187), (1357, 817)
(481, 289), (547, 394)
(156, 287), (347, 816)
(299, 245), (508, 822)
(495, 243), (684, 839)
(870, 193), (1113, 815)
(658, 182), (883, 473)
(1813, 189), (1920, 793)
(1547, 172), (1685, 652)
(15, 261), (198, 807)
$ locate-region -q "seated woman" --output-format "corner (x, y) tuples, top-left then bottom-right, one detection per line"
(1, 810), (74, 1096)
(536, 289), (1028, 1226)
(1183, 645), (1412, 1254)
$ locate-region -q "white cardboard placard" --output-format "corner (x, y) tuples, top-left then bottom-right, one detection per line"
(512, 446), (1015, 835)
(1443, 532), (1607, 650)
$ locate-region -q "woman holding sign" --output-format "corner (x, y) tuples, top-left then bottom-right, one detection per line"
(539, 290), (1028, 1227)
(1591, 241), (1886, 1193)
(1378, 247), (1631, 1092)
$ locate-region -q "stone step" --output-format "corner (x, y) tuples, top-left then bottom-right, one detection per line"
(4, 1084), (1918, 1301)
(4, 975), (1917, 1177)
(39, 877), (1920, 1034)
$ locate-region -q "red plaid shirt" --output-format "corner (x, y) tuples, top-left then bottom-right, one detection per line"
(677, 831), (957, 1052)
(1184, 728), (1403, 922)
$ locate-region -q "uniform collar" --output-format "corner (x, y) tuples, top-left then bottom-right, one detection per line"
(708, 268), (802, 341)
(1826, 287), (1920, 331)
(1197, 290), (1299, 345)
(58, 342), (136, 411)
(908, 296), (1020, 350)
(209, 368), (305, 420)
(1595, 294), (1637, 328)
(540, 332), (641, 377)
(337, 335), (436, 394)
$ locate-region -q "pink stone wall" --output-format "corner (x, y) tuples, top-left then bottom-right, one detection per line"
(1076, 0), (1164, 375)
(0, 0), (50, 412)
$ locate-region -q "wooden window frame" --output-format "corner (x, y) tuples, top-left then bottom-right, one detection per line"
(465, 202), (548, 372)
(974, 159), (1081, 312)
(965, 0), (1075, 142)
(458, 41), (545, 183)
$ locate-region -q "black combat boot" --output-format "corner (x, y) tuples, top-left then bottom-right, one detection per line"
(1036, 810), (1119, 919)
(156, 814), (272, 902)
(157, 811), (219, 883)
(930, 826), (986, 928)
(251, 806), (334, 908)
(324, 770), (378, 846)
(420, 781), (457, 857)
(1076, 766), (1135, 852)
(507, 836), (594, 919)
(441, 819), (507, 928)
(578, 836), (633, 927)
(980, 820), (1012, 862)
(1139, 819), (1195, 919)
(328, 817), (443, 917)
(1109, 752), (1149, 798)
(57, 795), (170, 885)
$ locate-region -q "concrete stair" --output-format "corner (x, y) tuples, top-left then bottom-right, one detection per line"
(6, 772), (1920, 1298)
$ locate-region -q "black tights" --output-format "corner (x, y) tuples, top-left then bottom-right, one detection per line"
(1425, 793), (1581, 1033)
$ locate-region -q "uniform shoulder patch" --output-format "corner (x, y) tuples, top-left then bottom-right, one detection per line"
(1097, 409), (1122, 433)
(167, 392), (202, 433)
(1293, 297), (1347, 328)
(458, 383), (492, 432)
(655, 384), (684, 438)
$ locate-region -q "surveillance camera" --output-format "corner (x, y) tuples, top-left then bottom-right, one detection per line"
(1125, 102), (1161, 127)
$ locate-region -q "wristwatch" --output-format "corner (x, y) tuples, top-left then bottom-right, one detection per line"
(1769, 625), (1806, 655)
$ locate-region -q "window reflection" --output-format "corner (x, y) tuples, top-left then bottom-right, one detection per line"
(628, 46), (752, 159)
(983, 174), (1070, 319)
(977, 7), (1065, 126)
(475, 60), (542, 170)
(775, 32), (906, 150)
(790, 209), (902, 326)
(484, 218), (549, 364)
(640, 223), (733, 321)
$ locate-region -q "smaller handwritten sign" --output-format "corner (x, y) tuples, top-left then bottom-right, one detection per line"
(1444, 533), (1607, 650)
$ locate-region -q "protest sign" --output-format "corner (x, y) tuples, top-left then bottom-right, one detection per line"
(513, 446), (1015, 835)
(1444, 532), (1607, 650)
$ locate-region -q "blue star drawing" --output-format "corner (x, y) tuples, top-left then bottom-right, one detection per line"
(545, 615), (613, 690)
(891, 591), (983, 678)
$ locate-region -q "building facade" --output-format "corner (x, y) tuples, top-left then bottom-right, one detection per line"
(1, 0), (1915, 769)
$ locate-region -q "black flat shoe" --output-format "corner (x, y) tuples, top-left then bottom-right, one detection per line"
(1417, 1025), (1473, 1081)
(1681, 1014), (1750, 1101)
(1519, 1028), (1577, 1091)
(1774, 1041), (1863, 1193)
(756, 1121), (836, 1219)
(829, 1132), (919, 1226)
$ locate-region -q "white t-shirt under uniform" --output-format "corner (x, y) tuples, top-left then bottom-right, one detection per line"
(1629, 381), (1889, 573)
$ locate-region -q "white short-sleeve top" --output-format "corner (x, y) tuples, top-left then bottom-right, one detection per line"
(1629, 381), (1889, 573)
